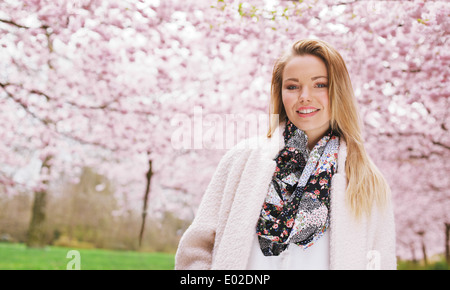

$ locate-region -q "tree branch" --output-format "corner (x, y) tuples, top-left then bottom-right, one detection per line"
(0, 18), (30, 29)
(0, 18), (53, 31)
(0, 82), (53, 126)
(432, 140), (450, 151)
(0, 82), (123, 152)
(160, 185), (189, 194)
(0, 82), (155, 115)
(382, 131), (449, 149)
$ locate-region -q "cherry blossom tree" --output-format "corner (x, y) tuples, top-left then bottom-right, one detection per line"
(0, 0), (204, 247)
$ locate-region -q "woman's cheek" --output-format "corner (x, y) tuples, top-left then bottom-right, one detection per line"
(282, 91), (297, 107)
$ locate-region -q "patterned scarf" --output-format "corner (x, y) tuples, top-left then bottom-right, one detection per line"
(256, 119), (339, 256)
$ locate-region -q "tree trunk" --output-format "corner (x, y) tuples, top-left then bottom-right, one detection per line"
(417, 231), (428, 265)
(26, 191), (47, 247)
(445, 223), (450, 265)
(26, 155), (52, 248)
(409, 242), (417, 264)
(138, 157), (153, 248)
(421, 239), (428, 266)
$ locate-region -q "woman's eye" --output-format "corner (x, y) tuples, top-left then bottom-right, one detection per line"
(287, 85), (298, 90)
(316, 83), (328, 88)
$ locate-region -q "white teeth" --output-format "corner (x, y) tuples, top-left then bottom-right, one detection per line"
(297, 109), (318, 114)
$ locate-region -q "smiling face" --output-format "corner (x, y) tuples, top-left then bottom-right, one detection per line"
(282, 54), (331, 148)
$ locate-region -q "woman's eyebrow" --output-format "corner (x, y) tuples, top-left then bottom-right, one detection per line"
(311, 76), (328, 81)
(284, 76), (328, 83)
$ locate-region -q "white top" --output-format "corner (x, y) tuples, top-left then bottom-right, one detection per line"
(246, 231), (330, 270)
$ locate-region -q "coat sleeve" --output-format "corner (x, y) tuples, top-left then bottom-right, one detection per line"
(372, 195), (397, 270)
(174, 147), (240, 270)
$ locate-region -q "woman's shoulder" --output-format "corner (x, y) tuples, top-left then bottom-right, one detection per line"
(221, 135), (265, 162)
(217, 123), (285, 169)
(225, 131), (283, 159)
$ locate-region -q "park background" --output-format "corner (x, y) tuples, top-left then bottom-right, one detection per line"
(0, 0), (448, 270)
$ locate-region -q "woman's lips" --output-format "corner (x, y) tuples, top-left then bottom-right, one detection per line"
(296, 107), (319, 118)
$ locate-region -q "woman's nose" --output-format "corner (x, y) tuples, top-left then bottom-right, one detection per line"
(299, 87), (312, 102)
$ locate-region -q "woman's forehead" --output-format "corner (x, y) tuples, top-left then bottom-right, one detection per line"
(283, 55), (328, 79)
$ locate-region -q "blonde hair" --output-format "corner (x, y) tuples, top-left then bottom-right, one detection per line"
(268, 39), (390, 217)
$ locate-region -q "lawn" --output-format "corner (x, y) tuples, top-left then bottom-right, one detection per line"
(1, 242), (447, 270)
(0, 243), (175, 270)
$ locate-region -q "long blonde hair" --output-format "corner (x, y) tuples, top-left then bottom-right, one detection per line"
(267, 39), (390, 217)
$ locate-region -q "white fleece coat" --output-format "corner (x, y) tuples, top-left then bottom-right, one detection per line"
(175, 125), (397, 270)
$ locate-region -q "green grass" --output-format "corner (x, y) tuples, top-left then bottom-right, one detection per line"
(3, 242), (447, 270)
(0, 243), (174, 270)
(398, 258), (450, 270)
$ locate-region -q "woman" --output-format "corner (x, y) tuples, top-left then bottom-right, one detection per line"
(175, 39), (396, 270)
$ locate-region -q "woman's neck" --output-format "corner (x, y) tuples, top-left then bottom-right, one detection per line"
(305, 125), (331, 150)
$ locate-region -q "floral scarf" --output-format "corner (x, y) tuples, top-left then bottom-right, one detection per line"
(256, 119), (339, 256)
